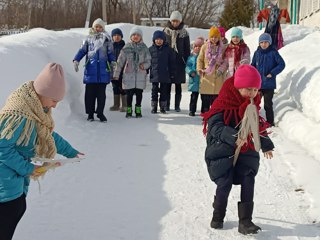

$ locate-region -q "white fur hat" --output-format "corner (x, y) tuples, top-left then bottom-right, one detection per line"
(170, 11), (182, 22)
(92, 18), (105, 31)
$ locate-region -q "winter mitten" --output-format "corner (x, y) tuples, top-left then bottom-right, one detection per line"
(73, 61), (79, 72)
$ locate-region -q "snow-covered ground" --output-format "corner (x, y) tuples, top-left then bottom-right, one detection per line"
(1, 23), (320, 239)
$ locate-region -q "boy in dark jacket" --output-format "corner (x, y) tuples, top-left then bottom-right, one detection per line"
(109, 28), (127, 112)
(201, 65), (274, 235)
(251, 33), (285, 126)
(149, 30), (176, 114)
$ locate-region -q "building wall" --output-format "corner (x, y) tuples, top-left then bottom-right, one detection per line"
(298, 0), (320, 27)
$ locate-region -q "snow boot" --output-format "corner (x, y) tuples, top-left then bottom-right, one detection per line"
(175, 94), (182, 112)
(97, 114), (107, 122)
(87, 114), (94, 122)
(210, 196), (226, 229)
(120, 95), (127, 112)
(135, 105), (142, 118)
(110, 95), (120, 111)
(160, 101), (167, 114)
(126, 107), (132, 118)
(151, 101), (158, 114)
(238, 202), (261, 235)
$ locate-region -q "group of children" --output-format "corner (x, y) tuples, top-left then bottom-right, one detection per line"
(72, 15), (286, 236)
(186, 26), (285, 126)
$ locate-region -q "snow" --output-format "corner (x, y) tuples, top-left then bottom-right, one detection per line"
(1, 23), (320, 239)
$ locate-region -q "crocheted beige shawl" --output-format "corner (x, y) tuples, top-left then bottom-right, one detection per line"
(0, 81), (56, 158)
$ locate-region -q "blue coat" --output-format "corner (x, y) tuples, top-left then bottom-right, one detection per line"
(251, 46), (285, 89)
(0, 119), (79, 203)
(74, 32), (116, 84)
(205, 112), (274, 182)
(185, 53), (200, 92)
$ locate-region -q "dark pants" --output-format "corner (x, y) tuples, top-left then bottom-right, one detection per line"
(0, 194), (26, 240)
(201, 94), (218, 113)
(111, 80), (126, 95)
(189, 92), (199, 113)
(167, 83), (182, 108)
(85, 83), (107, 116)
(151, 82), (170, 102)
(126, 88), (143, 107)
(260, 89), (274, 125)
(214, 169), (255, 210)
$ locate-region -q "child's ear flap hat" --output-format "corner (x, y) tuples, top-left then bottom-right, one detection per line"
(234, 65), (261, 89)
(92, 18), (105, 31)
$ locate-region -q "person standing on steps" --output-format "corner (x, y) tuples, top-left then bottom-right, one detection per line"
(201, 65), (274, 235)
(109, 28), (127, 112)
(73, 18), (116, 122)
(163, 10), (191, 112)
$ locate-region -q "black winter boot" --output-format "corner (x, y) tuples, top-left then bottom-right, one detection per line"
(151, 101), (158, 114)
(238, 202), (261, 235)
(174, 94), (182, 112)
(210, 196), (226, 229)
(160, 101), (167, 114)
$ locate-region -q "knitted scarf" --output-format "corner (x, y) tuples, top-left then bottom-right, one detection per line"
(122, 41), (148, 71)
(163, 22), (188, 54)
(201, 77), (269, 152)
(224, 41), (248, 70)
(87, 30), (111, 59)
(204, 39), (224, 74)
(0, 81), (56, 158)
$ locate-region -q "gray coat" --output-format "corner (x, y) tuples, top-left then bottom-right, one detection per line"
(113, 41), (151, 90)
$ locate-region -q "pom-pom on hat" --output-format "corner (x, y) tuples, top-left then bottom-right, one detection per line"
(130, 26), (143, 38)
(259, 33), (272, 45)
(152, 30), (166, 42)
(194, 37), (205, 47)
(209, 27), (221, 39)
(218, 27), (226, 38)
(33, 63), (66, 101)
(231, 27), (243, 40)
(170, 11), (182, 22)
(111, 28), (123, 38)
(234, 65), (261, 89)
(92, 18), (105, 31)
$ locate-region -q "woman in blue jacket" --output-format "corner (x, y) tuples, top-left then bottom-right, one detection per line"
(73, 18), (116, 122)
(0, 63), (82, 240)
(251, 33), (285, 126)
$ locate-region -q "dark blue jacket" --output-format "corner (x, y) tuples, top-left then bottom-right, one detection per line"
(74, 32), (116, 84)
(251, 46), (285, 89)
(205, 112), (274, 182)
(149, 43), (176, 83)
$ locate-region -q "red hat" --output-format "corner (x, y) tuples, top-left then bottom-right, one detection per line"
(218, 27), (226, 38)
(234, 65), (261, 89)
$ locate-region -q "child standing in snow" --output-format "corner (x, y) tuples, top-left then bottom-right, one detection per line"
(149, 30), (176, 114)
(73, 18), (116, 122)
(109, 28), (127, 112)
(0, 63), (82, 240)
(201, 65), (274, 235)
(197, 27), (227, 113)
(224, 27), (251, 78)
(185, 37), (204, 116)
(251, 33), (285, 126)
(113, 26), (151, 118)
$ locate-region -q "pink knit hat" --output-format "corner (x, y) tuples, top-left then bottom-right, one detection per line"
(194, 37), (205, 47)
(33, 63), (66, 101)
(218, 27), (226, 38)
(234, 65), (261, 89)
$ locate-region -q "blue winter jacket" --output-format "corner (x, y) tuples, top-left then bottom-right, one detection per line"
(0, 118), (79, 203)
(74, 32), (116, 84)
(251, 46), (285, 89)
(185, 53), (200, 92)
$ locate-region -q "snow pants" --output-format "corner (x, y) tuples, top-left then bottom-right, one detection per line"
(0, 193), (26, 240)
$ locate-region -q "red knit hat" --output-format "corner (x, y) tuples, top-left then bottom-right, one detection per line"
(33, 63), (66, 101)
(234, 65), (261, 89)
